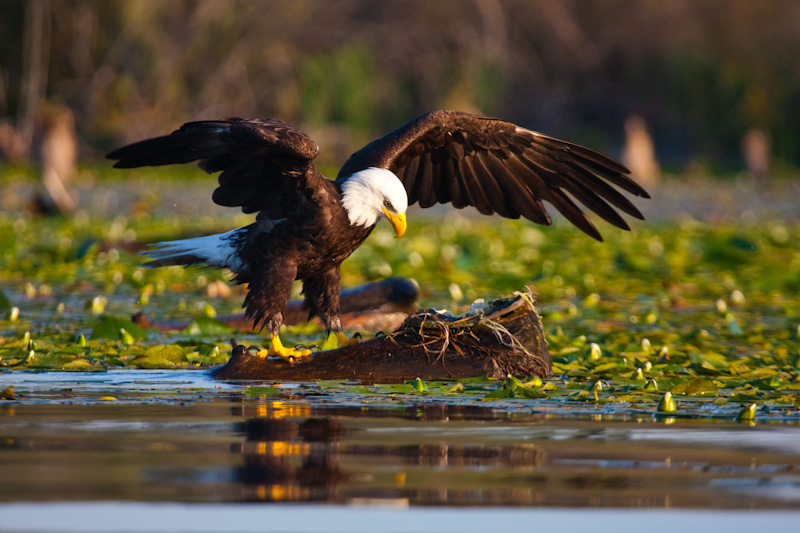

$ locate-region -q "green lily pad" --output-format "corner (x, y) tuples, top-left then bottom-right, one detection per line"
(58, 358), (95, 370)
(92, 316), (146, 340)
(243, 386), (282, 397)
(0, 289), (10, 311)
(484, 388), (514, 399)
(670, 378), (718, 396)
(184, 316), (235, 336)
(132, 344), (188, 368)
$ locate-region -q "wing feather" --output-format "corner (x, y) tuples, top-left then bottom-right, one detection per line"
(459, 156), (502, 216)
(500, 156), (552, 225)
(436, 154), (455, 205)
(108, 118), (322, 220)
(337, 110), (648, 240)
(415, 153), (436, 208)
(544, 158), (645, 220)
(547, 190), (602, 241)
(398, 156), (420, 204)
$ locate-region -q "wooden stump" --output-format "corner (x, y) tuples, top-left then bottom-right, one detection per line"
(211, 293), (552, 382)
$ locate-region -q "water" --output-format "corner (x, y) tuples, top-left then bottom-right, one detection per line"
(1, 370), (799, 531)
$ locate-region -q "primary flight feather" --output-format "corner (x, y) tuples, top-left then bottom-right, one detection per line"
(108, 110), (649, 360)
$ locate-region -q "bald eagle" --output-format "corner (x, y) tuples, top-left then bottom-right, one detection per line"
(108, 110), (649, 360)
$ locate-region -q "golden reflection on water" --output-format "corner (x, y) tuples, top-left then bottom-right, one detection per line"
(234, 401), (549, 504)
(255, 400), (312, 419)
(223, 396), (800, 508)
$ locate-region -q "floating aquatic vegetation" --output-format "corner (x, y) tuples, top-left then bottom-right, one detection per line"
(0, 180), (799, 420)
(657, 391), (677, 413)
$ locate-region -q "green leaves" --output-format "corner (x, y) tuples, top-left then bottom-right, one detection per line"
(92, 316), (146, 340)
(500, 374), (549, 399)
(734, 403), (757, 422)
(185, 317), (234, 336)
(0, 289), (11, 311)
(243, 386), (282, 397)
(669, 378), (718, 396)
(132, 344), (188, 368)
(0, 186), (799, 421)
(657, 392), (677, 413)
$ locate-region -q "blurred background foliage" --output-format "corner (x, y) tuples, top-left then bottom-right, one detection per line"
(0, 0), (799, 174)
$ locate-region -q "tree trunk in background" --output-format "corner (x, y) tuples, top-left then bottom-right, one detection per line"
(742, 128), (771, 185)
(622, 116), (661, 188)
(18, 0), (50, 161)
(33, 103), (78, 215)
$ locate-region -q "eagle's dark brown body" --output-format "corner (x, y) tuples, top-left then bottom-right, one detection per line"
(232, 175), (374, 334)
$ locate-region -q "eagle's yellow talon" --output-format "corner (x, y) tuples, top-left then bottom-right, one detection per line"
(335, 331), (349, 347)
(335, 331), (361, 347)
(256, 348), (270, 359)
(269, 336), (312, 363)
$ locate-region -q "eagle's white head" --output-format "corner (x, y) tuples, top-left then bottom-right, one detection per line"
(341, 167), (408, 237)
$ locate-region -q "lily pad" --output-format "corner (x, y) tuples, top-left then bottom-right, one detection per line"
(670, 378), (718, 396)
(185, 316), (235, 336)
(92, 316), (147, 340)
(58, 358), (95, 370)
(243, 386), (282, 397)
(132, 344), (188, 368)
(0, 289), (10, 311)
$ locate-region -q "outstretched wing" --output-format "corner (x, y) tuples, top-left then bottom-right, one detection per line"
(107, 118), (322, 219)
(337, 110), (649, 240)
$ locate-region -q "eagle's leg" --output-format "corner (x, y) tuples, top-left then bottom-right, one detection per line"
(245, 261), (311, 363)
(302, 266), (360, 348)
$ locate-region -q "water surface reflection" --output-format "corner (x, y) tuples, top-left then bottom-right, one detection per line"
(227, 400), (800, 508)
(1, 372), (799, 509)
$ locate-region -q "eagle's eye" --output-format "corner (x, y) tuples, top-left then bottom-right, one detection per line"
(383, 199), (393, 210)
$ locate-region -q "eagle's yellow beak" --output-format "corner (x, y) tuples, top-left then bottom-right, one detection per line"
(382, 207), (407, 238)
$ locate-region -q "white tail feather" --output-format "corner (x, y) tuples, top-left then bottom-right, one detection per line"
(141, 228), (244, 271)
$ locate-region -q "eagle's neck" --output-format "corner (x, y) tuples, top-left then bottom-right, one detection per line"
(341, 180), (380, 228)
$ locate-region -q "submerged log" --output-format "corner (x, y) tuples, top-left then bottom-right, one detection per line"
(211, 293), (552, 382)
(134, 277), (419, 333)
